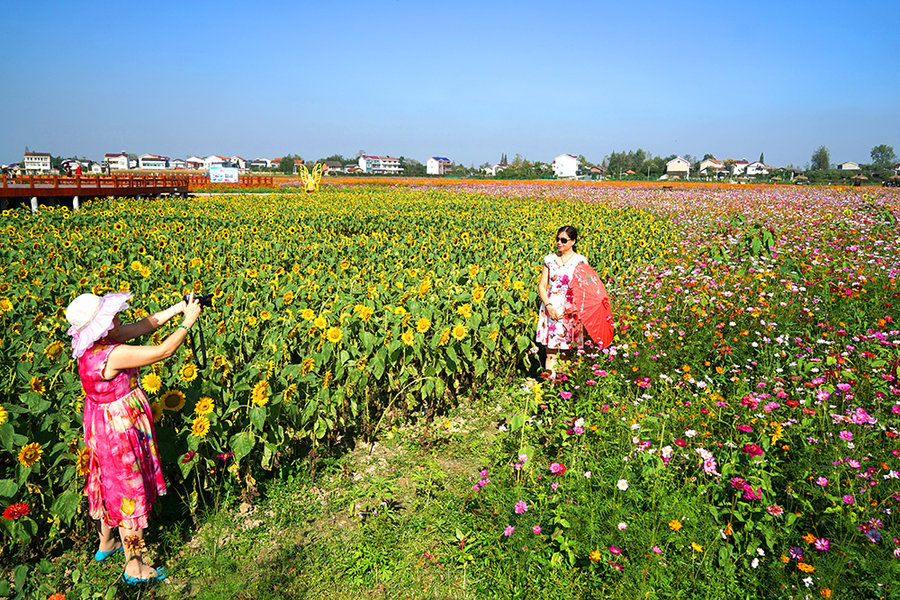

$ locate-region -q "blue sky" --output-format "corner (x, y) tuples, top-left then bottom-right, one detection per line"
(2, 0), (898, 168)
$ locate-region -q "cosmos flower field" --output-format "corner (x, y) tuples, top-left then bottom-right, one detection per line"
(0, 182), (898, 597)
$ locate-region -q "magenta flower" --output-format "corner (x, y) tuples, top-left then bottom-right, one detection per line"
(514, 501), (528, 514)
(742, 443), (764, 457)
(608, 546), (621, 555)
(839, 430), (853, 441)
(815, 477), (829, 487)
(651, 546), (662, 554)
(559, 391), (573, 400)
(532, 525), (542, 534)
(814, 538), (831, 551)
(736, 424), (753, 433)
(549, 462), (566, 475)
(843, 494), (855, 504)
(503, 526), (515, 536)
(766, 505), (784, 516)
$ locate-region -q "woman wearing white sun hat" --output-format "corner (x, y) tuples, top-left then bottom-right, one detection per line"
(65, 291), (201, 585)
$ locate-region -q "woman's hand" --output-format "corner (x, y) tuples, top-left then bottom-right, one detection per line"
(546, 305), (561, 321)
(182, 293), (202, 329)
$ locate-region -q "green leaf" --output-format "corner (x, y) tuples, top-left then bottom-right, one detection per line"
(230, 431), (255, 462)
(50, 491), (81, 525)
(0, 479), (16, 497)
(249, 405), (267, 431)
(13, 564), (27, 594)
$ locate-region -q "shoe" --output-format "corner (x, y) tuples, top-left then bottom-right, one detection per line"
(94, 546), (123, 561)
(121, 566), (169, 585)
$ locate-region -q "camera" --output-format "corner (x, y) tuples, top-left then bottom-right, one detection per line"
(184, 293), (213, 308)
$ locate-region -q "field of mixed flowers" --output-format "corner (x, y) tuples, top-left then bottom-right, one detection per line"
(1, 182), (898, 598)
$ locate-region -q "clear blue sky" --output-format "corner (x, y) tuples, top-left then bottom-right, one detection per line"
(2, 0), (898, 168)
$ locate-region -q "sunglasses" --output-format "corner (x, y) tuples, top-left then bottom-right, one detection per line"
(556, 237), (572, 244)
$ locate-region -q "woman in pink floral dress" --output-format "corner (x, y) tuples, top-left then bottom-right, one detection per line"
(66, 291), (201, 584)
(536, 226), (587, 376)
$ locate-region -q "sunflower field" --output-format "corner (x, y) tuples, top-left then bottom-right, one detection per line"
(2, 183), (900, 598)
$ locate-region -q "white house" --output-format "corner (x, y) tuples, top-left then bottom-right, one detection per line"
(23, 152), (51, 172)
(427, 156), (452, 175)
(730, 159), (750, 176)
(204, 155), (229, 169)
(665, 156), (691, 179)
(552, 154), (580, 178)
(322, 161), (343, 174)
(230, 156), (248, 170)
(138, 154), (169, 169)
(249, 158), (271, 169)
(169, 158), (187, 170)
(104, 152), (130, 170)
(358, 155), (403, 175)
(745, 161), (769, 177)
(699, 158), (725, 176)
(837, 161), (860, 171)
(186, 156), (205, 170)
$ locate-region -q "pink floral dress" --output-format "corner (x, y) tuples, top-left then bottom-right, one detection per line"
(535, 253), (587, 349)
(78, 340), (165, 530)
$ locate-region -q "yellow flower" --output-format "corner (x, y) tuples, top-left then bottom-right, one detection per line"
(251, 380), (268, 406)
(669, 519), (682, 531)
(300, 357), (315, 375)
(18, 442), (43, 467)
(195, 397), (214, 416)
(468, 264), (479, 277)
(418, 278), (432, 296)
(439, 328), (450, 346)
(820, 588), (832, 598)
(489, 328), (499, 343)
(77, 446), (91, 476)
(246, 315), (258, 327)
(339, 259), (350, 270)
(797, 562), (815, 573)
(283, 290), (295, 305)
(356, 305), (374, 321)
(588, 550), (602, 562)
(30, 376), (45, 395)
(512, 281), (524, 291)
(150, 402), (163, 423)
(141, 372), (162, 394)
(283, 384), (298, 403)
(322, 371), (332, 389)
(0, 404), (7, 425)
(189, 257), (203, 268)
(161, 390), (186, 411)
(456, 303), (472, 319)
(451, 323), (467, 341)
(180, 362), (198, 383)
(191, 416), (210, 438)
(0, 296), (12, 314)
(802, 532), (816, 544)
(416, 317), (431, 333)
(44, 340), (64, 360)
(314, 315), (327, 329)
(691, 542), (703, 553)
(472, 286), (485, 303)
(723, 522), (733, 536)
(356, 356), (368, 371)
(326, 327), (343, 343)
(301, 308), (316, 321)
(402, 330), (415, 346)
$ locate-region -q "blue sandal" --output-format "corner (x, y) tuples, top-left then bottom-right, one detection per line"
(121, 566), (168, 585)
(94, 546), (123, 562)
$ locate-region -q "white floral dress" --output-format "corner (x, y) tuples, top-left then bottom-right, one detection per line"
(535, 252), (587, 349)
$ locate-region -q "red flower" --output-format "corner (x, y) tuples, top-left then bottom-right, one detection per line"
(742, 443), (764, 457)
(3, 503), (30, 519)
(181, 450), (196, 464)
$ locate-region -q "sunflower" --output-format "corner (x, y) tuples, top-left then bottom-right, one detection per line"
(451, 323), (467, 341)
(314, 315), (327, 329)
(283, 290), (295, 305)
(260, 310), (272, 322)
(18, 442), (43, 467)
(489, 328), (499, 343)
(468, 264), (479, 277)
(456, 304), (472, 319)
(161, 390), (186, 411)
(418, 278), (432, 296)
(322, 371), (332, 389)
(356, 305), (374, 322)
(77, 447), (91, 476)
(326, 327), (343, 344)
(301, 308), (316, 321)
(0, 404), (7, 425)
(300, 357), (315, 375)
(195, 397), (214, 416)
(130, 260), (142, 272)
(472, 286), (485, 303)
(251, 380), (269, 406)
(180, 363), (198, 383)
(191, 416), (210, 438)
(356, 357), (368, 371)
(283, 384), (298, 403)
(150, 401), (163, 422)
(402, 330), (415, 346)
(30, 377), (45, 395)
(438, 328), (450, 346)
(0, 297), (12, 314)
(416, 318), (431, 333)
(141, 372), (162, 394)
(246, 315), (258, 327)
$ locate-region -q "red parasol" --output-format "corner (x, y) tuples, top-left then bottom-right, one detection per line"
(570, 262), (614, 348)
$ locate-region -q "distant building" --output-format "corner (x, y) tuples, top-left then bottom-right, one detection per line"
(666, 156), (691, 179)
(249, 158), (271, 169)
(169, 158), (187, 170)
(427, 157), (453, 175)
(552, 154), (580, 178)
(138, 154), (169, 169)
(730, 159), (749, 176)
(699, 158), (725, 176)
(745, 161), (769, 177)
(204, 155), (229, 169)
(186, 156), (205, 170)
(358, 155), (403, 175)
(230, 156), (248, 170)
(837, 161), (860, 171)
(322, 161), (344, 174)
(104, 152), (130, 170)
(23, 151), (51, 172)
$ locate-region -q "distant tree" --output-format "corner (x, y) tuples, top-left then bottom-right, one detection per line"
(703, 153), (715, 160)
(278, 154), (300, 174)
(318, 154), (353, 166)
(870, 144), (897, 168)
(500, 153), (508, 165)
(759, 152), (765, 164)
(399, 157), (425, 176)
(811, 146), (830, 171)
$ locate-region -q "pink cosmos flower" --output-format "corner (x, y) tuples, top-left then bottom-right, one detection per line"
(652, 546), (662, 554)
(674, 438), (687, 447)
(503, 526), (515, 536)
(839, 430), (853, 441)
(609, 546), (621, 555)
(814, 538), (831, 552)
(514, 501), (528, 514)
(843, 494), (855, 504)
(815, 477), (828, 487)
(559, 391), (573, 400)
(549, 462), (566, 475)
(532, 525), (542, 534)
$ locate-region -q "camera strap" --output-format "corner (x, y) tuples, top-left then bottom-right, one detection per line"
(187, 322), (208, 371)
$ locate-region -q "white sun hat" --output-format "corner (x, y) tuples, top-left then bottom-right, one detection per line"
(65, 292), (133, 358)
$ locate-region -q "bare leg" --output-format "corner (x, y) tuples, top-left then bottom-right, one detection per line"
(545, 349), (559, 378)
(98, 521), (121, 553)
(119, 527), (161, 579)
